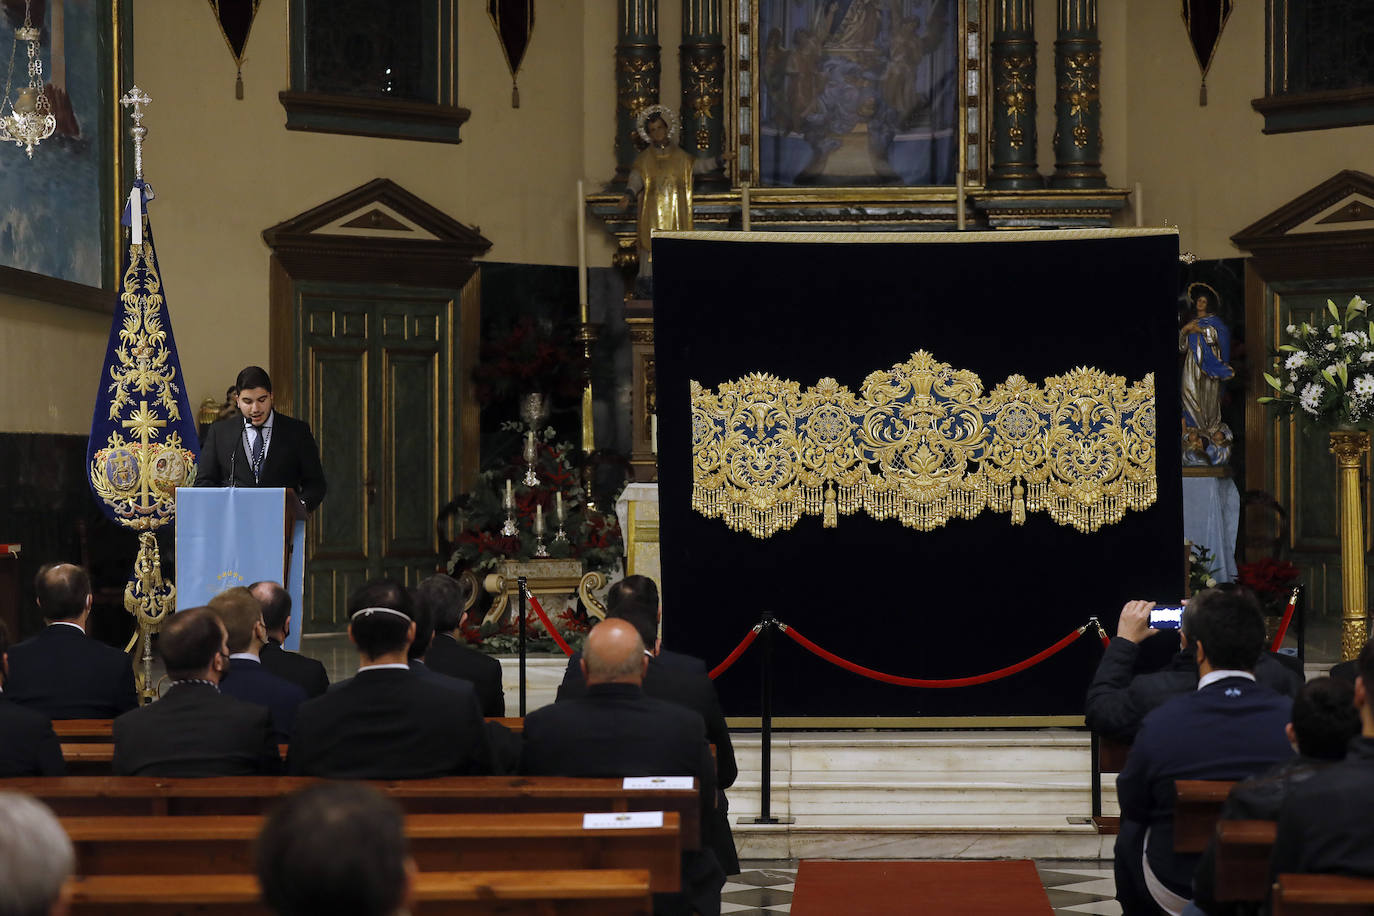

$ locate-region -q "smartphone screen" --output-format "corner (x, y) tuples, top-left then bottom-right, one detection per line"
(1150, 605), (1185, 629)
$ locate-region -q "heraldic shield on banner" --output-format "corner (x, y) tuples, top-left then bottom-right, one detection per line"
(85, 87), (198, 701)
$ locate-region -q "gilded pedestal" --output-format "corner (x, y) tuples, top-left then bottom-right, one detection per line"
(1330, 429), (1371, 660)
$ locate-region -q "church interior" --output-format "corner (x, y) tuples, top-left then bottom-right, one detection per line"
(2, 0), (1374, 913)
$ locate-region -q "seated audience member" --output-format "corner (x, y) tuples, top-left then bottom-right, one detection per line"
(0, 792), (74, 916)
(112, 606), (280, 776)
(1086, 594), (1302, 743)
(209, 587), (307, 742)
(6, 563), (137, 718)
(0, 621), (63, 777)
(251, 580), (329, 697)
(1191, 676), (1360, 915)
(415, 573), (505, 716)
(256, 782), (415, 916)
(523, 618), (724, 916)
(288, 578), (490, 779)
(1115, 588), (1294, 916)
(1270, 639), (1374, 880)
(558, 574), (740, 876)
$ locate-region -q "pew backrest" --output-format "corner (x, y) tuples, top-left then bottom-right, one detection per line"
(1174, 779), (1235, 853)
(1273, 873), (1374, 916)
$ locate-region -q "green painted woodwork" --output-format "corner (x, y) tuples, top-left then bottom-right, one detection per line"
(295, 283), (460, 627)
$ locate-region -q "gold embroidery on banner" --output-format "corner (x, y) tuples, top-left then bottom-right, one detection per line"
(88, 239), (198, 530)
(691, 351), (1155, 538)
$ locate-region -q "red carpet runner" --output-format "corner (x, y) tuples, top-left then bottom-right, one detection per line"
(789, 859), (1055, 915)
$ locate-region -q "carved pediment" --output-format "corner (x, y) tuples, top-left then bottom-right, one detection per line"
(263, 178), (492, 254)
(262, 179), (492, 287)
(1233, 170), (1374, 249)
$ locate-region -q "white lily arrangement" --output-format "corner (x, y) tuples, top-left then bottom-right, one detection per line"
(1260, 295), (1374, 425)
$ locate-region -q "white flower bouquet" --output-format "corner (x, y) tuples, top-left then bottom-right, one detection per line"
(1260, 295), (1374, 425)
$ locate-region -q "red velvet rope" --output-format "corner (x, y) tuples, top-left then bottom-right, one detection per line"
(525, 593), (575, 657)
(780, 622), (1089, 688)
(708, 626), (761, 680)
(1270, 587), (1300, 653)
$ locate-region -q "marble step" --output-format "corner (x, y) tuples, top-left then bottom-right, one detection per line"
(721, 730), (1120, 860)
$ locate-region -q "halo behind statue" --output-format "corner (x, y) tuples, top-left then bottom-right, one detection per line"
(636, 104), (681, 145)
(1187, 282), (1221, 313)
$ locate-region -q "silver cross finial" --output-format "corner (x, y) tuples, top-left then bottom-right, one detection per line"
(120, 86), (152, 180)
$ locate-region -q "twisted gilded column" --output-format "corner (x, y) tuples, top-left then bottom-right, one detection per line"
(615, 0), (661, 185)
(1049, 0), (1105, 189)
(681, 0), (725, 185)
(988, 0), (1042, 189)
(1330, 430), (1371, 660)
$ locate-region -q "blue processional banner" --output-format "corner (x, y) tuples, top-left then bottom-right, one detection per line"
(175, 488), (305, 650)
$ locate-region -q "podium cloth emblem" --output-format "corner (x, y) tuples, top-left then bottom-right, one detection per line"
(691, 350), (1156, 538)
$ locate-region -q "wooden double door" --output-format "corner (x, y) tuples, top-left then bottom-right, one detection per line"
(294, 283), (470, 627)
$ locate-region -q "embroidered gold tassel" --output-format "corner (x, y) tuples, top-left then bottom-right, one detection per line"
(1199, 80), (1207, 106)
(1011, 482), (1026, 525)
(823, 483), (837, 528)
(512, 82), (520, 108)
(236, 68), (244, 100)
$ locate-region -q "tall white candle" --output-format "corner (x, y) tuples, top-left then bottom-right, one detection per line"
(535, 503), (544, 535)
(741, 181), (751, 232)
(955, 171), (966, 231)
(577, 180), (588, 322)
(505, 478), (513, 507)
(556, 491), (564, 522)
(1134, 181), (1144, 228)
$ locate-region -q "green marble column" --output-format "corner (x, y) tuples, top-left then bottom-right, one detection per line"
(988, 0), (1042, 189)
(680, 0), (725, 185)
(615, 0), (661, 185)
(1050, 0), (1106, 189)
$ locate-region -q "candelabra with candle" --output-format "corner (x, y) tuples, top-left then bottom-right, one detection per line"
(522, 431), (539, 487)
(500, 478), (518, 537)
(533, 503), (549, 557)
(554, 491), (568, 542)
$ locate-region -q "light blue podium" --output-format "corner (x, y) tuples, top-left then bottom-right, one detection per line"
(175, 487), (307, 650)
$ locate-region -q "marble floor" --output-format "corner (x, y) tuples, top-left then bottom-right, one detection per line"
(721, 860), (1120, 915)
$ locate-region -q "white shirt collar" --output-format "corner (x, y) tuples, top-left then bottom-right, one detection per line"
(49, 620), (85, 634)
(1198, 669), (1256, 689)
(245, 410), (274, 434)
(357, 663), (411, 673)
(229, 652), (260, 663)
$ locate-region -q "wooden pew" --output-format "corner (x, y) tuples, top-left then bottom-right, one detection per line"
(1174, 779), (1235, 853)
(1092, 734), (1132, 834)
(1273, 873), (1374, 916)
(53, 716), (525, 742)
(60, 743), (290, 775)
(66, 868), (653, 915)
(1, 776), (701, 849)
(1214, 819), (1277, 903)
(63, 812), (682, 892)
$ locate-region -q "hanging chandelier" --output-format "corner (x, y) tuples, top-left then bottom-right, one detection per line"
(0, 0), (55, 158)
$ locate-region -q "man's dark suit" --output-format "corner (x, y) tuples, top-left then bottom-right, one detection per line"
(1116, 676), (1293, 906)
(260, 638), (329, 698)
(1086, 638), (1302, 741)
(559, 650), (740, 874)
(219, 657), (307, 742)
(521, 682), (724, 916)
(1271, 737), (1374, 879)
(288, 667), (490, 779)
(6, 623), (137, 719)
(112, 682), (280, 776)
(194, 411), (327, 511)
(426, 632), (505, 716)
(0, 695), (65, 776)
(1193, 755), (1336, 915)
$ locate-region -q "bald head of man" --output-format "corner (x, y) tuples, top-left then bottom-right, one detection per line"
(580, 619), (649, 687)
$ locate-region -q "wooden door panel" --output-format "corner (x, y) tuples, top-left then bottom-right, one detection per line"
(383, 349), (440, 557)
(300, 296), (372, 627)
